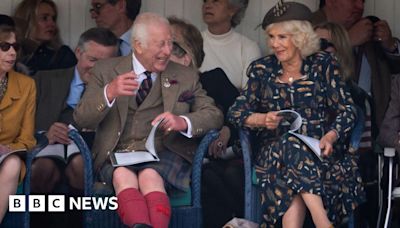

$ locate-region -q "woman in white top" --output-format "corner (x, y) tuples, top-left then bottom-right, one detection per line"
(200, 0), (261, 89)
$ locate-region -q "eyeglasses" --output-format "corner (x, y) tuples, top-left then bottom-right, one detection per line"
(172, 42), (187, 58)
(319, 38), (335, 51)
(0, 42), (20, 52)
(89, 2), (109, 14)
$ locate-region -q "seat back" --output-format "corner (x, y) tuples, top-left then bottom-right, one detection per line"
(239, 107), (367, 226)
(239, 128), (263, 224)
(67, 129), (219, 228)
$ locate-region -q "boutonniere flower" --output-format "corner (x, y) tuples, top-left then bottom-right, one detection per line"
(163, 78), (178, 88)
(178, 90), (195, 104)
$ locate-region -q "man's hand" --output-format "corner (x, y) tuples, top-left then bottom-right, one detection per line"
(208, 126), (231, 158)
(152, 112), (188, 133)
(348, 18), (374, 46)
(46, 122), (70, 145)
(373, 20), (397, 51)
(319, 130), (338, 157)
(0, 144), (11, 155)
(106, 71), (139, 101)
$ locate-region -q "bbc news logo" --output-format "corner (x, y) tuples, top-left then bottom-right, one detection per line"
(9, 195), (118, 212)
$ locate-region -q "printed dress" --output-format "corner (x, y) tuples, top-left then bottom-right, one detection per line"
(228, 52), (365, 227)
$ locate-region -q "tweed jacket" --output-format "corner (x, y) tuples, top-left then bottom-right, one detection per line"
(0, 70), (36, 150)
(378, 75), (400, 153)
(33, 67), (75, 131)
(311, 9), (400, 128)
(73, 55), (224, 171)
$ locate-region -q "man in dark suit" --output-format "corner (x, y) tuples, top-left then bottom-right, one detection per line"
(90, 0), (141, 56)
(32, 27), (118, 195)
(73, 12), (223, 228)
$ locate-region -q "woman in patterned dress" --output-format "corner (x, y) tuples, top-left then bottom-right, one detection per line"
(227, 2), (365, 228)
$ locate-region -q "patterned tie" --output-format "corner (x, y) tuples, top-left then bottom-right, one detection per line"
(136, 71), (153, 106)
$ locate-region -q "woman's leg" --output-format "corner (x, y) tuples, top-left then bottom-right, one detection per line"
(139, 168), (170, 228)
(31, 157), (60, 193)
(113, 167), (151, 226)
(0, 155), (21, 223)
(301, 192), (332, 228)
(65, 154), (84, 191)
(282, 195), (306, 228)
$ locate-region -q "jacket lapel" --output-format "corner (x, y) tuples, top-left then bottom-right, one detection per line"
(59, 67), (76, 109)
(0, 71), (20, 111)
(161, 70), (180, 112)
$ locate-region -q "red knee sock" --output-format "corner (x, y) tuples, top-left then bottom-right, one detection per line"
(116, 188), (151, 226)
(144, 191), (171, 228)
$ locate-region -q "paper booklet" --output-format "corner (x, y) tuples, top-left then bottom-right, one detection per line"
(35, 142), (80, 164)
(110, 118), (163, 167)
(35, 125), (81, 163)
(0, 148), (26, 164)
(278, 110), (322, 161)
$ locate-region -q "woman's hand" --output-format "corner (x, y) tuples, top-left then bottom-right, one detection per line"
(244, 111), (283, 129)
(319, 130), (338, 157)
(264, 111), (283, 129)
(0, 144), (11, 155)
(208, 126), (231, 158)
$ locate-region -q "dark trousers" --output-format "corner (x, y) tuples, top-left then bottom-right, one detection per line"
(201, 159), (244, 228)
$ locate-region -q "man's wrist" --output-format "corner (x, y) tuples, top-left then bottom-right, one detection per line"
(384, 39), (399, 54)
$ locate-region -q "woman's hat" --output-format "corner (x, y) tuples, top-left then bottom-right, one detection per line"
(261, 0), (312, 29)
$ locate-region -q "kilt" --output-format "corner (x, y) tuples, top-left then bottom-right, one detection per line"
(98, 150), (191, 192)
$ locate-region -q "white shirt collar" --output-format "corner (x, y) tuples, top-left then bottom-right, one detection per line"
(131, 52), (147, 76)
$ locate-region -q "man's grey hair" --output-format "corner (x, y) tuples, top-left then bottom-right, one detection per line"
(131, 12), (170, 49)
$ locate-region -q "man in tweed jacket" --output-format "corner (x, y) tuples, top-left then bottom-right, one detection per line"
(74, 12), (223, 228)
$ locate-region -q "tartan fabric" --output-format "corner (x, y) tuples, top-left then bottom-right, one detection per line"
(98, 150), (191, 192)
(136, 71), (152, 105)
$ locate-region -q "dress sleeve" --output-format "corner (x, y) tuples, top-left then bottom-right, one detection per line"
(324, 55), (356, 140)
(228, 61), (265, 128)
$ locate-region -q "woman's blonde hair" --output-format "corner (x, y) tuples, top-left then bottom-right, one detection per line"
(14, 0), (62, 49)
(168, 16), (204, 70)
(314, 22), (354, 81)
(266, 20), (320, 58)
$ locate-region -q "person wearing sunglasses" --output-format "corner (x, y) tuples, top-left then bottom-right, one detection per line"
(13, 0), (77, 76)
(90, 0), (141, 56)
(0, 24), (36, 224)
(168, 16), (243, 228)
(315, 21), (379, 227)
(311, 0), (400, 164)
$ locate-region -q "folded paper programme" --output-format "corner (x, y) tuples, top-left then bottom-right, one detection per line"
(278, 110), (322, 161)
(110, 119), (163, 167)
